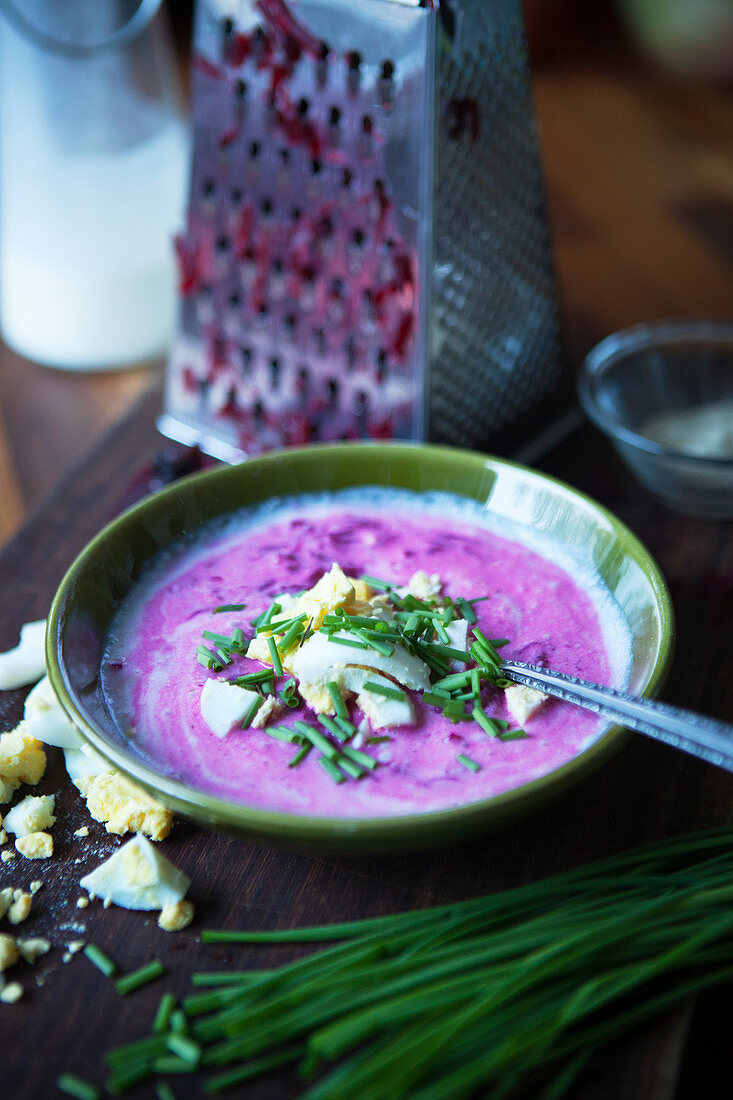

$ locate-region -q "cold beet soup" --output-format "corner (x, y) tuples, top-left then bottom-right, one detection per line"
(101, 489), (631, 817)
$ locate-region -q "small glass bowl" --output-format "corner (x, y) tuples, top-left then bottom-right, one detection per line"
(578, 319), (733, 519)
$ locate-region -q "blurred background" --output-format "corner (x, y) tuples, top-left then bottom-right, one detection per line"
(1, 0), (732, 537)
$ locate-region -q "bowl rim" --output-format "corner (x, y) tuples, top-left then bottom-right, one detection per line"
(578, 317), (733, 468)
(46, 441), (675, 850)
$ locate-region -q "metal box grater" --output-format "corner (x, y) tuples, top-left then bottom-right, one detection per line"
(159, 0), (566, 461)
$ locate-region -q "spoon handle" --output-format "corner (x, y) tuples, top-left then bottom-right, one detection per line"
(501, 660), (733, 773)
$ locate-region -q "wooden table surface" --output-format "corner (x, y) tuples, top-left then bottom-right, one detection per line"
(2, 13), (733, 1100)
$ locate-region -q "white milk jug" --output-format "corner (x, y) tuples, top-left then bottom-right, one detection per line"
(0, 0), (189, 369)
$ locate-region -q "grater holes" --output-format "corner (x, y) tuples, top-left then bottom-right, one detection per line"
(327, 378), (339, 404)
(298, 97), (310, 116)
(261, 198), (274, 217)
(329, 106), (341, 126)
(249, 141), (261, 159)
(352, 228), (365, 248)
(362, 115), (373, 134)
(311, 159), (323, 176)
(291, 207), (302, 223)
(342, 168), (353, 190)
(270, 357), (281, 389)
(229, 292), (241, 309)
(201, 178), (215, 197)
(231, 187), (243, 204)
(381, 60), (395, 80)
(279, 147), (290, 164)
(235, 79), (247, 99)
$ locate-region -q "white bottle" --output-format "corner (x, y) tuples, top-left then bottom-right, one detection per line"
(0, 0), (189, 370)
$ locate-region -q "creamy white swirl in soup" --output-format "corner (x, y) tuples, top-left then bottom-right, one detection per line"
(101, 489), (631, 817)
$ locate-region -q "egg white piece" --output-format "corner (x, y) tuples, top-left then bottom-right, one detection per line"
(0, 621), (47, 690)
(80, 834), (190, 911)
(24, 676), (84, 750)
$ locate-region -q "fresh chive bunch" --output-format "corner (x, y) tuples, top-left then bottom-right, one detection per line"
(96, 826), (733, 1097)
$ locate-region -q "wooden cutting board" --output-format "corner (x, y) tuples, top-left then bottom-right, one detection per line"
(2, 383), (732, 1100)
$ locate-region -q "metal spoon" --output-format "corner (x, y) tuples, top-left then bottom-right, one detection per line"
(501, 660), (733, 772)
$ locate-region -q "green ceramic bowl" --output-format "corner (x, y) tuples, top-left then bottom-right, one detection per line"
(46, 443), (673, 854)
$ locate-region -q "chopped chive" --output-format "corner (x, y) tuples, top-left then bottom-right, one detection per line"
(196, 645), (224, 671)
(288, 744), (312, 767)
(432, 670), (472, 692)
(164, 1034), (201, 1066)
(362, 680), (405, 701)
(471, 668), (481, 698)
(490, 638), (510, 648)
(156, 1085), (178, 1100)
(350, 628), (394, 656)
(457, 753), (481, 772)
(56, 1074), (100, 1100)
(152, 991), (177, 1034)
(231, 628), (246, 651)
(151, 1057), (195, 1075)
(317, 755), (346, 783)
(115, 960), (165, 996)
(213, 603), (245, 613)
(366, 735), (392, 745)
(422, 691), (451, 708)
(278, 619), (306, 653)
(241, 694), (264, 729)
(340, 745), (379, 771)
(83, 943), (116, 978)
(429, 643), (472, 663)
(328, 635), (370, 650)
(266, 635), (283, 677)
(327, 681), (348, 719)
(456, 597), (478, 624)
(295, 721), (339, 760)
(202, 630), (236, 649)
(234, 670), (275, 687)
(500, 728), (528, 741)
(359, 574), (393, 591)
(335, 755), (365, 780)
(261, 601), (281, 627)
(435, 620), (450, 644)
(106, 1062), (154, 1095)
(318, 714), (349, 741)
(169, 1009), (188, 1034)
(334, 715), (357, 737)
(265, 725), (302, 743)
(442, 701), (472, 722)
(257, 613), (306, 635)
(472, 706), (502, 737)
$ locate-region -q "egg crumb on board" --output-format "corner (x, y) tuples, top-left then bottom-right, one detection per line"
(80, 834), (193, 930)
(15, 832), (53, 859)
(158, 899), (195, 932)
(3, 793), (56, 837)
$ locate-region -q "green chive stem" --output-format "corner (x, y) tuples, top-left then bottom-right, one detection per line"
(83, 943), (116, 978)
(115, 960), (166, 996)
